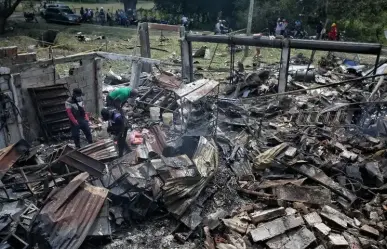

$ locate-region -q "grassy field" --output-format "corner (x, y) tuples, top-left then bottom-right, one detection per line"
(1, 17), (381, 78)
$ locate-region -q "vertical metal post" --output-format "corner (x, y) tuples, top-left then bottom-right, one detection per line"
(188, 41), (194, 82)
(180, 26), (193, 83)
(244, 0), (254, 57)
(373, 50), (381, 81)
(278, 40), (291, 93)
(139, 22), (151, 73)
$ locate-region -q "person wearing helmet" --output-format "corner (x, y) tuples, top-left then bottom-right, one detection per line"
(328, 23), (338, 41)
(65, 88), (93, 148)
(101, 107), (130, 157)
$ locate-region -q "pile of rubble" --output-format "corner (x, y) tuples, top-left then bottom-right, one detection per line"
(1, 50), (387, 249)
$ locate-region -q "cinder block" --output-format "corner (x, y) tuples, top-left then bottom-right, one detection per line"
(13, 53), (37, 64)
(0, 46), (17, 59)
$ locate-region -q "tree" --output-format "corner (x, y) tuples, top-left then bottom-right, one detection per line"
(0, 0), (23, 34)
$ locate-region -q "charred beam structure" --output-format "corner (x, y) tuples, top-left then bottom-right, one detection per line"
(182, 31), (382, 92)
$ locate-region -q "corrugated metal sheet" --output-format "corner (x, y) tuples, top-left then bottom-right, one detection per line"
(0, 139), (30, 179)
(163, 137), (219, 217)
(32, 172), (108, 249)
(173, 79), (219, 103)
(58, 150), (106, 177)
(143, 125), (167, 156)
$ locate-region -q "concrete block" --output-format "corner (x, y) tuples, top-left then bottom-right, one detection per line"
(266, 227), (316, 249)
(304, 212), (322, 226)
(320, 212), (347, 229)
(0, 46), (17, 59)
(0, 67), (10, 75)
(328, 234), (348, 247)
(322, 205), (354, 227)
(250, 207), (286, 224)
(250, 215), (304, 242)
(360, 225), (379, 237)
(315, 246), (326, 249)
(275, 184), (331, 205)
(313, 222), (331, 237)
(285, 147), (297, 158)
(13, 53), (37, 64)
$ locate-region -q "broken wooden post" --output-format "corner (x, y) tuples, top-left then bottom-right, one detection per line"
(139, 22), (151, 73)
(278, 39), (291, 93)
(130, 60), (143, 89)
(180, 26), (194, 83)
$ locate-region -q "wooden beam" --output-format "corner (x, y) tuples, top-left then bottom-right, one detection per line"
(148, 23), (180, 32)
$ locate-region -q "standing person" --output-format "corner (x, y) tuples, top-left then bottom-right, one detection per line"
(80, 7), (84, 17)
(328, 23), (338, 41)
(182, 15), (188, 28)
(101, 107), (130, 157)
(106, 87), (138, 110)
(107, 9), (112, 25)
(316, 21), (323, 39)
(215, 19), (222, 34)
(65, 88), (93, 149)
(275, 18), (283, 36)
(99, 7), (105, 25)
(281, 19), (288, 36)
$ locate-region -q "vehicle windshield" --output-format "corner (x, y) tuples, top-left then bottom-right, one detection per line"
(60, 8), (73, 14)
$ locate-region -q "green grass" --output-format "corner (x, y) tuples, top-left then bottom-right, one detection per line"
(1, 18), (382, 77)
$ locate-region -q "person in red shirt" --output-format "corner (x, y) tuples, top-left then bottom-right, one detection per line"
(65, 88), (93, 148)
(328, 23), (338, 41)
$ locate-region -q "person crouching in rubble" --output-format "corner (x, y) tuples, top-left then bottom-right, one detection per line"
(106, 87), (139, 111)
(65, 88), (93, 149)
(101, 107), (130, 157)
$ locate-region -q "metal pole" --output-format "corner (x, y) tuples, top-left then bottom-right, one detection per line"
(244, 0), (254, 58)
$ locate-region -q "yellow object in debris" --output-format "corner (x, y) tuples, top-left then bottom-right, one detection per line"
(253, 143), (288, 170)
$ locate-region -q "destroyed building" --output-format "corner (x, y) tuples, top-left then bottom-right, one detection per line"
(0, 27), (387, 249)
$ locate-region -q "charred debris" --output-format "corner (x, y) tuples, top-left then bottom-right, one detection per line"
(1, 52), (387, 249)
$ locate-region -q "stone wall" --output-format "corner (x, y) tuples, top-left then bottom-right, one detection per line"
(0, 46), (103, 144)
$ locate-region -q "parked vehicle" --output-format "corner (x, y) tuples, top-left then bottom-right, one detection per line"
(44, 6), (81, 24)
(39, 2), (68, 17)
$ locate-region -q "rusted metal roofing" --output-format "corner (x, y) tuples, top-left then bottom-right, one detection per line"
(173, 79), (220, 103)
(79, 139), (118, 161)
(0, 139), (30, 179)
(163, 137), (219, 217)
(31, 172), (108, 249)
(142, 125), (167, 156)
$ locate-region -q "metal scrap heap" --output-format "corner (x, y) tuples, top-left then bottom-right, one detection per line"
(1, 52), (387, 249)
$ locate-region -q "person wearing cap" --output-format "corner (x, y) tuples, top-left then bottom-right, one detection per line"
(65, 88), (93, 148)
(106, 87), (138, 110)
(101, 107), (130, 157)
(328, 23), (338, 41)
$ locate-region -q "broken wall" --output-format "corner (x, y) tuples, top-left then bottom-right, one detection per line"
(0, 46), (103, 143)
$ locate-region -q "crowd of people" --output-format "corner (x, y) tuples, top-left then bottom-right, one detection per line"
(274, 18), (339, 40)
(78, 6), (137, 26)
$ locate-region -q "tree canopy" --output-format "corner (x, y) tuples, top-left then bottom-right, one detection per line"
(154, 0), (387, 42)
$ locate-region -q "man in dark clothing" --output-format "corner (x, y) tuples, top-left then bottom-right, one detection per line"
(65, 88), (93, 148)
(80, 7), (84, 16)
(101, 107), (130, 157)
(316, 21), (324, 39)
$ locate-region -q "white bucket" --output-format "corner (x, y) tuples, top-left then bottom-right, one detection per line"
(162, 112), (173, 126)
(150, 107), (160, 121)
